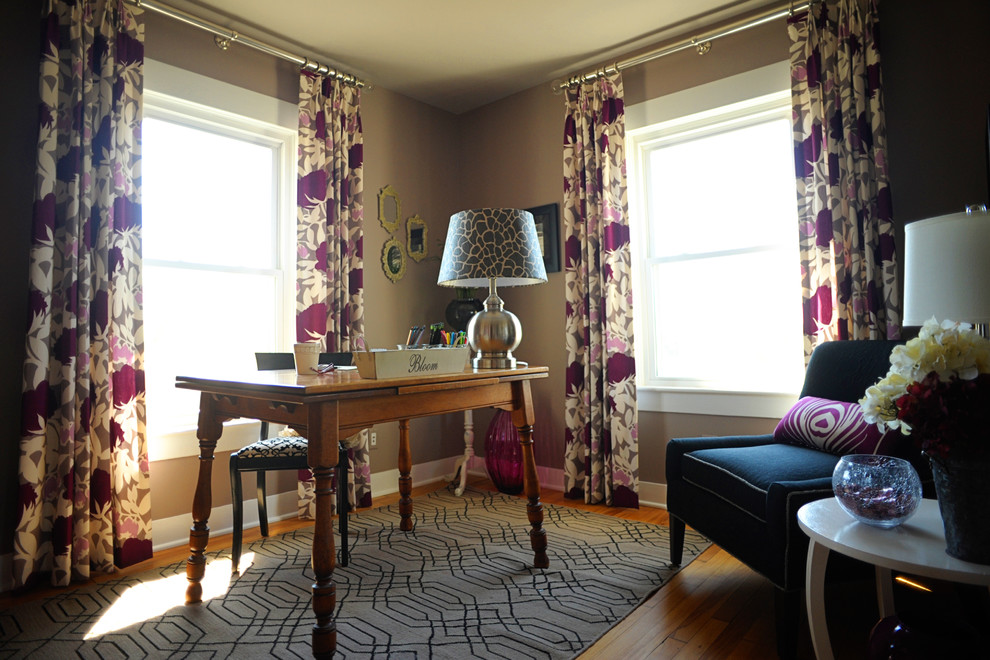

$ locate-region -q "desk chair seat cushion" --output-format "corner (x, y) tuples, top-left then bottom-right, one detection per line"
(235, 435), (309, 460)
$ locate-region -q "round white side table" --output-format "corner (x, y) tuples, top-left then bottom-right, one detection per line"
(797, 498), (990, 660)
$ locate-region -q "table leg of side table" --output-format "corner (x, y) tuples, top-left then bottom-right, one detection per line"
(806, 539), (835, 660)
(875, 566), (895, 618)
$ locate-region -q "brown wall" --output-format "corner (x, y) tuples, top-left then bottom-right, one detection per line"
(3, 1), (990, 552)
(879, 0), (990, 220)
(453, 85), (566, 468)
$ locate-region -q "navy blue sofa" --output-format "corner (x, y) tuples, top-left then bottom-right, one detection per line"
(665, 339), (924, 658)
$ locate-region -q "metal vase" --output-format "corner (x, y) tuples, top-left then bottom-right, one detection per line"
(930, 454), (990, 564)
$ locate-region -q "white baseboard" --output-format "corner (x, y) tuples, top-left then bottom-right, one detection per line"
(536, 465), (565, 491)
(639, 481), (668, 510)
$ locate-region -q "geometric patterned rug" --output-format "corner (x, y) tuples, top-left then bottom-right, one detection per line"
(0, 486), (709, 659)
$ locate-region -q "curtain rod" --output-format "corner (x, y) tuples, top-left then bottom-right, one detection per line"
(131, 0), (371, 89)
(551, 0), (813, 93)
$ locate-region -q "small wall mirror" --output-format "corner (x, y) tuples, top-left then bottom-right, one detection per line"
(382, 236), (406, 283)
(406, 215), (427, 262)
(378, 185), (401, 233)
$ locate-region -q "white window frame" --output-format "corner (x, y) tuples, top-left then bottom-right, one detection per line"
(627, 62), (800, 418)
(143, 60), (297, 461)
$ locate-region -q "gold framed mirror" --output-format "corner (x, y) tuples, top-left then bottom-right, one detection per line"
(406, 215), (427, 262)
(382, 236), (406, 283)
(378, 185), (401, 233)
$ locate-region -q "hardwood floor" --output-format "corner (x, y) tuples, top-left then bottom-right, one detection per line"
(3, 475), (886, 659)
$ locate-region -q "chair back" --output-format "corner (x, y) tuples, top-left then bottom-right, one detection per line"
(799, 339), (901, 403)
(255, 352), (353, 371)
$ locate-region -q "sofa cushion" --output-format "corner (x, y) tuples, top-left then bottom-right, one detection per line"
(680, 444), (841, 523)
(773, 396), (901, 455)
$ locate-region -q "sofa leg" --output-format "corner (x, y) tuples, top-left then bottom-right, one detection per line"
(774, 588), (800, 660)
(669, 516), (685, 566)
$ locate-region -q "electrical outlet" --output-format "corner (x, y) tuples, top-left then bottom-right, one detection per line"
(370, 431), (377, 448)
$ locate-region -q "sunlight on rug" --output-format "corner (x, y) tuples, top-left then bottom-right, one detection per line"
(0, 486), (710, 659)
(85, 554), (254, 638)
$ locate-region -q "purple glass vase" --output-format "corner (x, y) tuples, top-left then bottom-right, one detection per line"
(484, 410), (523, 495)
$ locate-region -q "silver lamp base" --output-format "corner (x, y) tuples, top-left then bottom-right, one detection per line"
(473, 352), (517, 370)
(467, 281), (521, 370)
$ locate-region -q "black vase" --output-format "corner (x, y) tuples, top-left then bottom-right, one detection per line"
(929, 454), (990, 564)
(445, 296), (482, 332)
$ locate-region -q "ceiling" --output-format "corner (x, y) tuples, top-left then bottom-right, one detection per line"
(159, 0), (780, 114)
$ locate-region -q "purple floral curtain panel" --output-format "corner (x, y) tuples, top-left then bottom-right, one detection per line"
(562, 72), (640, 507)
(16, 0), (151, 589)
(296, 72), (370, 515)
(789, 0), (900, 360)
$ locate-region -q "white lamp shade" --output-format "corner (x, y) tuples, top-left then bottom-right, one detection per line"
(903, 208), (990, 326)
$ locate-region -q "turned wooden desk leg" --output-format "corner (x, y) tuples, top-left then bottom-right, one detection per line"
(513, 381), (548, 569)
(186, 394), (222, 604)
(310, 465), (337, 658)
(309, 403), (339, 659)
(398, 419), (414, 531)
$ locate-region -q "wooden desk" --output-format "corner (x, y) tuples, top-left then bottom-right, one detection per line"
(175, 365), (549, 658)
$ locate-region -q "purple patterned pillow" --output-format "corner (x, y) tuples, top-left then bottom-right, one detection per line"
(774, 396), (900, 455)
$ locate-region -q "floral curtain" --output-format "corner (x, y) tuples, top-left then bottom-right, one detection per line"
(15, 0), (151, 589)
(562, 72), (639, 507)
(296, 72), (370, 515)
(789, 0), (900, 361)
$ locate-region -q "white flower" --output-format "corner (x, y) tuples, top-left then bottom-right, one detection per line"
(859, 318), (990, 436)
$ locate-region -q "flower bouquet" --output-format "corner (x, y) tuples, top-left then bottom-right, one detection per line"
(860, 318), (990, 562)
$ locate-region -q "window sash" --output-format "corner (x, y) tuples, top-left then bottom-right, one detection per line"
(141, 71), (297, 455)
(629, 91), (803, 401)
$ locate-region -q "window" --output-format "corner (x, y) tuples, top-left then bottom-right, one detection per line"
(627, 63), (803, 416)
(142, 61), (296, 459)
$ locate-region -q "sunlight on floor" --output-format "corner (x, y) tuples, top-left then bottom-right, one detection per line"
(84, 553), (255, 638)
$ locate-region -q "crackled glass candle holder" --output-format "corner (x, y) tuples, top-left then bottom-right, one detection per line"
(832, 454), (923, 528)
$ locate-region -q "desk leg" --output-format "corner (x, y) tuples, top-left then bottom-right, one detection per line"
(398, 419), (414, 531)
(308, 403), (340, 659)
(512, 380), (548, 569)
(806, 539), (834, 660)
(186, 394), (223, 605)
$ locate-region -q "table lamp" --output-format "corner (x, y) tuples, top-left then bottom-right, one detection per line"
(903, 204), (990, 336)
(437, 208), (548, 369)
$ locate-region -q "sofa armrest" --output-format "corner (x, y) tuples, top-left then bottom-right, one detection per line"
(667, 434), (774, 481)
(765, 477), (837, 590)
(766, 477), (834, 519)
